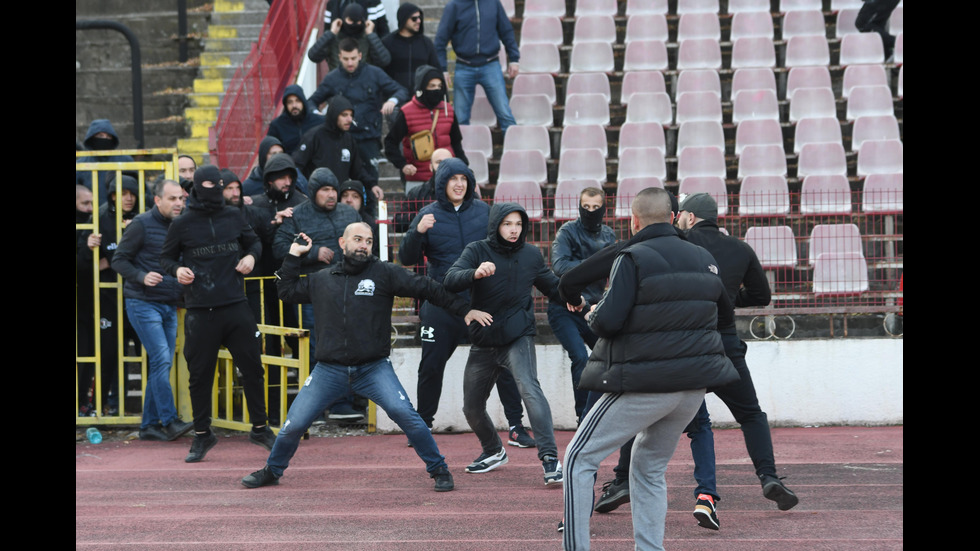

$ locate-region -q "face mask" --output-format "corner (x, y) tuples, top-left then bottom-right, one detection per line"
(194, 185), (225, 211)
(579, 204), (606, 232)
(342, 22), (365, 35)
(419, 88), (443, 108)
(87, 137), (115, 150)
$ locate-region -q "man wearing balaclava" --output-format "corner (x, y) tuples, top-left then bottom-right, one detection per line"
(76, 118), (135, 204)
(384, 65), (467, 189)
(547, 187), (616, 423)
(159, 165), (275, 463)
(307, 2), (391, 70)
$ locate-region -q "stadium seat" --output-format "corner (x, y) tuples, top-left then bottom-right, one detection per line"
(459, 124), (493, 159)
(614, 177), (665, 218)
(781, 9), (826, 39)
(492, 180), (543, 220)
(677, 146), (727, 181)
(738, 175), (790, 216)
(469, 90), (497, 127)
(523, 0), (566, 18)
(839, 33), (885, 66)
(569, 42), (614, 73)
(678, 13), (721, 41)
(677, 0), (720, 14)
(897, 65), (903, 98)
(618, 121), (667, 156)
(797, 142), (848, 179)
(617, 147), (667, 182)
(889, 5), (903, 35)
(793, 116), (843, 154)
(519, 43), (561, 74)
(621, 71), (667, 105)
(830, 0), (863, 9)
(786, 66), (833, 100)
(573, 14), (617, 43)
(574, 0), (619, 17)
(856, 139), (903, 178)
(735, 118), (784, 156)
(851, 115), (900, 152)
(846, 84), (894, 120)
(675, 91), (723, 124)
(501, 0), (516, 19)
(566, 72), (611, 103)
(623, 40), (669, 71)
(732, 89), (780, 125)
(626, 0), (668, 16)
(894, 33), (903, 64)
(677, 120), (726, 154)
(808, 223), (863, 266)
(842, 64), (888, 99)
(468, 151), (490, 187)
(675, 69), (721, 99)
(813, 252), (869, 295)
(800, 174), (852, 215)
(511, 73), (557, 104)
(737, 144), (787, 179)
(625, 14), (669, 43)
(862, 173), (903, 214)
(784, 35), (831, 67)
(563, 93), (611, 126)
(789, 86), (837, 123)
(835, 8), (860, 37)
(519, 16), (563, 46)
(731, 37), (776, 69)
(730, 11), (775, 39)
(503, 124), (551, 158)
(677, 38), (722, 70)
(561, 124), (608, 157)
(780, 0), (822, 12)
(558, 148), (608, 183)
(731, 68), (777, 100)
(745, 225), (798, 269)
(554, 179), (602, 220)
(677, 176), (728, 216)
(498, 149), (548, 187)
(510, 94), (554, 127)
(625, 92), (674, 125)
(728, 0), (770, 13)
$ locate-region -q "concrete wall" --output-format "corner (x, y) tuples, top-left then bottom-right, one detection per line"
(376, 338), (904, 432)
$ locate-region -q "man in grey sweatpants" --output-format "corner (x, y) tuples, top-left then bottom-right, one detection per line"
(562, 188), (739, 551)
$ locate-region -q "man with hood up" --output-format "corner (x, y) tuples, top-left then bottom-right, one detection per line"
(243, 136), (311, 197)
(384, 65), (467, 189)
(76, 119), (135, 204)
(159, 165), (275, 463)
(307, 2), (391, 70)
(398, 159), (533, 446)
(381, 3), (440, 94)
(266, 84), (325, 156)
(443, 202), (582, 484)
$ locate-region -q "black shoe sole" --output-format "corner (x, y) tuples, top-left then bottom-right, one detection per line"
(166, 423), (194, 441)
(507, 439), (536, 448)
(241, 477), (279, 489)
(593, 490), (630, 513)
(693, 510), (720, 530)
(763, 482), (800, 511)
(249, 435), (275, 452)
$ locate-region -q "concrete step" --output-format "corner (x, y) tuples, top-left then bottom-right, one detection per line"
(76, 92), (190, 125)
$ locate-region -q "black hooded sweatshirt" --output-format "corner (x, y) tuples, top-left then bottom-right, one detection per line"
(381, 3), (440, 93)
(292, 96), (371, 186)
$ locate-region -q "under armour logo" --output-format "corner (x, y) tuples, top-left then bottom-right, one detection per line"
(420, 326), (435, 341)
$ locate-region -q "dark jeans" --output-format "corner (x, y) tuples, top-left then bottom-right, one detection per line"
(855, 0), (901, 56)
(547, 302), (597, 421)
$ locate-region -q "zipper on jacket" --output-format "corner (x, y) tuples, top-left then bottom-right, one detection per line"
(475, 0), (481, 56)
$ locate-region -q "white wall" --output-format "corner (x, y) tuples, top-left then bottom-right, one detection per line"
(376, 339), (904, 432)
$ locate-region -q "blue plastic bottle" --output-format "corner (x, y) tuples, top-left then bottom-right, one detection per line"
(86, 427), (103, 444)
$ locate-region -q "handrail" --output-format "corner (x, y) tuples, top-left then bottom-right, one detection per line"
(75, 20), (144, 148)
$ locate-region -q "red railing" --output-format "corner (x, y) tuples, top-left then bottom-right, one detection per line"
(209, 0), (325, 178)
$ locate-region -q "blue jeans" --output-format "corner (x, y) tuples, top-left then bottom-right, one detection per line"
(453, 62), (516, 133)
(547, 302), (597, 421)
(301, 302), (356, 412)
(125, 298), (179, 429)
(686, 400), (718, 499)
(266, 358), (447, 477)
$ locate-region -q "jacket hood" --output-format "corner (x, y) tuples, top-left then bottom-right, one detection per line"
(325, 96), (355, 135)
(487, 202), (529, 251)
(397, 3), (424, 34)
(413, 64), (445, 94)
(105, 172), (140, 197)
(257, 136), (284, 171)
(281, 84), (309, 108)
(434, 157), (476, 210)
(83, 119), (120, 149)
(263, 153), (299, 186)
(308, 167), (339, 196)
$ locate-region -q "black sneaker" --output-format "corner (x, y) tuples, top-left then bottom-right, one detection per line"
(241, 465), (279, 488)
(139, 425), (169, 441)
(507, 425), (537, 448)
(693, 493), (720, 530)
(163, 418), (193, 441)
(761, 474), (799, 511)
(542, 455), (563, 485)
(594, 478), (630, 513)
(249, 426), (276, 451)
(431, 466), (454, 492)
(465, 448), (508, 473)
(185, 432), (218, 463)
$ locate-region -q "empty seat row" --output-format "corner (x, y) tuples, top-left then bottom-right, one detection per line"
(515, 0), (878, 18)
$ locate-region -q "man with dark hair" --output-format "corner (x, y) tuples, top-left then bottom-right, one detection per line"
(392, 147), (452, 232)
(160, 165), (275, 462)
(381, 3), (440, 94)
(111, 179), (192, 442)
(307, 2), (391, 70)
(562, 187), (739, 551)
(266, 84), (325, 156)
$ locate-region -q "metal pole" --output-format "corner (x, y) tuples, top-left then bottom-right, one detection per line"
(76, 20), (145, 148)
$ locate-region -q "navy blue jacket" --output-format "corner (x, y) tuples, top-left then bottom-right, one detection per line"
(266, 84), (325, 155)
(434, 0), (520, 70)
(551, 219), (617, 306)
(111, 206), (183, 305)
(308, 63), (409, 141)
(76, 119), (135, 204)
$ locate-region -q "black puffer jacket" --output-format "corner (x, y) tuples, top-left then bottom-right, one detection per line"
(580, 223), (738, 394)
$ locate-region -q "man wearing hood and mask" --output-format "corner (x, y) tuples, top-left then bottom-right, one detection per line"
(443, 202), (585, 485)
(381, 3), (440, 94)
(76, 119), (135, 205)
(384, 65), (467, 189)
(267, 84), (325, 156)
(307, 2), (391, 70)
(547, 187), (616, 424)
(160, 165), (275, 463)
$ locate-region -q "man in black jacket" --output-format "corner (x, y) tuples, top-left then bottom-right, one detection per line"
(308, 2), (391, 70)
(266, 84), (325, 156)
(160, 165), (275, 463)
(381, 3), (439, 94)
(562, 188), (739, 551)
(240, 222), (491, 492)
